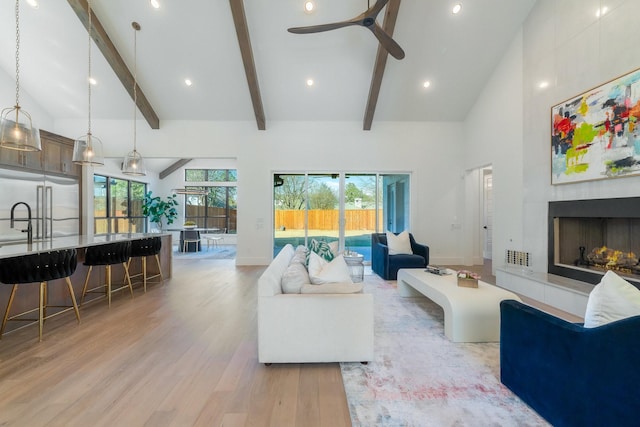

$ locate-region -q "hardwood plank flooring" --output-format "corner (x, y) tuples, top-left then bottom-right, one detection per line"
(0, 258), (352, 427)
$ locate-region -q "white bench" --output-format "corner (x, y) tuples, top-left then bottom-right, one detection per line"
(397, 268), (521, 342)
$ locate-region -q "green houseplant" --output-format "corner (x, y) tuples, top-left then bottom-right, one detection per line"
(142, 191), (179, 231)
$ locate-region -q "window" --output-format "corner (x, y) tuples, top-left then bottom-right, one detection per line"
(185, 169), (237, 182)
(94, 175), (147, 234)
(183, 169), (237, 233)
(273, 172), (410, 260)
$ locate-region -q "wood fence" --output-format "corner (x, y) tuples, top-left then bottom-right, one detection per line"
(275, 209), (383, 230)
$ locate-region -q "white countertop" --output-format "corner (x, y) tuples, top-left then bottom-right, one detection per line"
(0, 233), (170, 259)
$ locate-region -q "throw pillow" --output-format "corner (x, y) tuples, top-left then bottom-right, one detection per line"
(281, 260), (311, 294)
(292, 245), (308, 264)
(308, 252), (353, 285)
(328, 240), (340, 257)
(300, 283), (364, 294)
(386, 230), (413, 255)
(584, 270), (640, 328)
(308, 238), (335, 263)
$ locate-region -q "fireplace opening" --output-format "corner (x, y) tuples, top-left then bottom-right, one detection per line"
(548, 197), (640, 287)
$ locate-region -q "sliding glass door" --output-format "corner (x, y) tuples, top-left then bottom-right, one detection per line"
(273, 172), (410, 261)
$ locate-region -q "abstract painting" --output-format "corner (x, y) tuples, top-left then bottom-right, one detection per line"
(551, 68), (640, 184)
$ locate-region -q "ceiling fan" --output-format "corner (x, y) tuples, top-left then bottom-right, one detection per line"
(287, 0), (405, 60)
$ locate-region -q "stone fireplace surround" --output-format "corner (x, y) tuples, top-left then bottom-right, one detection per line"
(548, 197), (640, 289)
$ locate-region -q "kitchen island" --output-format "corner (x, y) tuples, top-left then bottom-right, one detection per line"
(0, 233), (173, 336)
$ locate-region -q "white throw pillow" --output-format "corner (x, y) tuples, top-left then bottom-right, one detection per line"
(386, 230), (413, 255)
(308, 252), (353, 285)
(583, 270), (640, 328)
(281, 260), (311, 294)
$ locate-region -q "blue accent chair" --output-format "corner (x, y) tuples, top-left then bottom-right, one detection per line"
(500, 299), (640, 427)
(371, 232), (429, 280)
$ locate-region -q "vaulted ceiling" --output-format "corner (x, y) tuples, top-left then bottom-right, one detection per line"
(0, 0), (536, 132)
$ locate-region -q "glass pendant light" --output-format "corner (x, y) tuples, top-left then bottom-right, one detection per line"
(0, 0), (42, 152)
(122, 22), (146, 176)
(72, 0), (104, 166)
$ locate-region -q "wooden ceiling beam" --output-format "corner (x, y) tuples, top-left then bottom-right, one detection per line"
(229, 0), (266, 130)
(159, 159), (193, 180)
(67, 0), (161, 129)
(363, 0), (401, 131)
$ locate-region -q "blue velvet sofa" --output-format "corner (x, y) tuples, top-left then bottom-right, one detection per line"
(500, 299), (640, 427)
(371, 232), (428, 280)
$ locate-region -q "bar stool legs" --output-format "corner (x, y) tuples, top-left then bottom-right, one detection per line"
(0, 249), (80, 341)
(127, 254), (163, 292)
(128, 237), (163, 292)
(81, 262), (133, 307)
(80, 241), (133, 308)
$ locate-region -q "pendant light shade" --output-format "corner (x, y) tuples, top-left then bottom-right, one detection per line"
(122, 21), (145, 176)
(122, 148), (145, 176)
(72, 132), (104, 165)
(73, 0), (104, 166)
(0, 0), (41, 152)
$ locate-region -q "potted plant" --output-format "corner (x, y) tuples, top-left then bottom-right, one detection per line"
(142, 191), (179, 231)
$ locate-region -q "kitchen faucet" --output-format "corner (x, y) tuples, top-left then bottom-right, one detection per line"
(10, 202), (33, 246)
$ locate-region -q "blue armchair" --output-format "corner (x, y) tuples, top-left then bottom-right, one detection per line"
(371, 232), (429, 280)
(500, 299), (640, 427)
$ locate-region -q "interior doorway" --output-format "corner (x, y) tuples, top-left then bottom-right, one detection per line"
(482, 168), (493, 260)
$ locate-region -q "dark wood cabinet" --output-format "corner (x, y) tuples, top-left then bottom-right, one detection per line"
(0, 129), (79, 177)
(0, 146), (42, 170)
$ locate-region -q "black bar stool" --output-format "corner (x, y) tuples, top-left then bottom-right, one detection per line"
(0, 249), (81, 341)
(81, 241), (133, 307)
(127, 237), (163, 292)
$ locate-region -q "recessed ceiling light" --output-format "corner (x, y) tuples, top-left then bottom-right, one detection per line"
(306, 79), (314, 86)
(88, 77), (97, 85)
(538, 81), (549, 89)
(304, 1), (315, 13)
(185, 79), (193, 87)
(595, 6), (608, 17)
(150, 0), (160, 9)
(452, 3), (462, 14)
(423, 81), (431, 88)
(25, 0), (39, 9)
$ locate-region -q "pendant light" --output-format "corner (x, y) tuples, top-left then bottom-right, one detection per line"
(122, 22), (146, 176)
(0, 0), (42, 152)
(72, 0), (104, 166)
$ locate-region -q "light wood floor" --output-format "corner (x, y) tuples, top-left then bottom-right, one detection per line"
(0, 258), (352, 427)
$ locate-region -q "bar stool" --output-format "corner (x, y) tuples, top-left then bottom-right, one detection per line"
(81, 241), (133, 307)
(0, 249), (81, 341)
(127, 237), (163, 292)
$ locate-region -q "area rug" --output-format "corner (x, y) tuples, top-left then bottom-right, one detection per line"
(172, 245), (236, 260)
(340, 274), (550, 427)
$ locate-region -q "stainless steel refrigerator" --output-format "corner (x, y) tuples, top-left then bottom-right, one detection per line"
(0, 169), (80, 242)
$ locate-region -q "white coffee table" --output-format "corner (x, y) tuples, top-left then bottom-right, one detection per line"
(397, 268), (521, 342)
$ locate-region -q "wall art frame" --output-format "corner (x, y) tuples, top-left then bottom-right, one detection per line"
(551, 67), (640, 185)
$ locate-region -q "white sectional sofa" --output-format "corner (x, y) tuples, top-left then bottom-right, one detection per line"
(258, 244), (374, 364)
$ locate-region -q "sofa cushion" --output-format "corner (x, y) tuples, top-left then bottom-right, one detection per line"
(300, 283), (364, 294)
(308, 239), (335, 262)
(386, 230), (413, 255)
(281, 260), (311, 294)
(308, 252), (353, 285)
(584, 270), (640, 328)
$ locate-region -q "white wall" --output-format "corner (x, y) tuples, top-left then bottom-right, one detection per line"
(465, 0), (640, 276)
(55, 119), (466, 265)
(463, 29), (525, 272)
(522, 0), (640, 273)
(0, 66), (53, 131)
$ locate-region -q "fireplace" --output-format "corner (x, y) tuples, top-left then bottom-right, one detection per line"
(548, 197), (640, 287)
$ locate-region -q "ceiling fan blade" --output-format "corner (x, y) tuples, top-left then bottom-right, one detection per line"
(288, 20), (358, 34)
(367, 0), (390, 18)
(369, 24), (405, 59)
